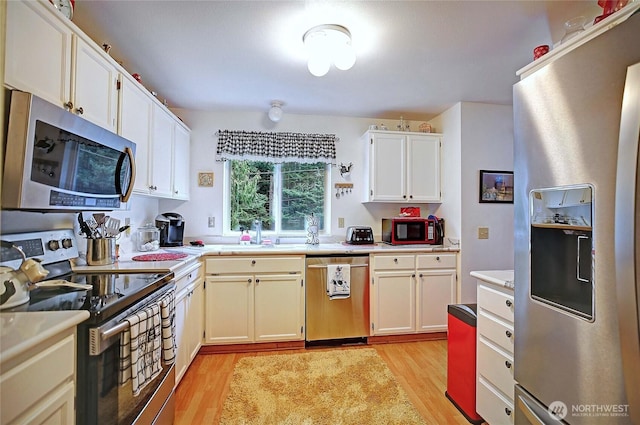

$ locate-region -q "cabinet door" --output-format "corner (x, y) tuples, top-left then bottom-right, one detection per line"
(186, 280), (204, 362)
(416, 269), (456, 332)
(72, 37), (119, 132)
(407, 135), (441, 202)
(254, 274), (304, 341)
(18, 381), (75, 425)
(5, 0), (72, 108)
(370, 271), (416, 335)
(174, 288), (189, 384)
(173, 123), (191, 200)
(369, 133), (406, 201)
(204, 275), (254, 344)
(150, 105), (174, 197)
(119, 77), (153, 194)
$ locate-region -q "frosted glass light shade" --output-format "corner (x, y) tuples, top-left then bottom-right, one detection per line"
(303, 24), (355, 76)
(268, 102), (283, 122)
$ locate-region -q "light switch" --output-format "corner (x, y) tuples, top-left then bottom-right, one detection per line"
(338, 218), (345, 228)
(208, 216), (215, 228)
(478, 227), (489, 239)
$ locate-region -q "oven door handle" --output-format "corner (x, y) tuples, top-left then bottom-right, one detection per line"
(89, 321), (129, 356)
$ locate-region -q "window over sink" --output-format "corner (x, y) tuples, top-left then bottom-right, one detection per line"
(224, 160), (330, 234)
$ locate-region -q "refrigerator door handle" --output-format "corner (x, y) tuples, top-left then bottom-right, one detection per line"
(614, 61), (640, 424)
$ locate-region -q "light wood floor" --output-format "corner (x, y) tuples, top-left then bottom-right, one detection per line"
(175, 340), (470, 424)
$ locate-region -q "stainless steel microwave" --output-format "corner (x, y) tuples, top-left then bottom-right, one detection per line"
(2, 91), (136, 211)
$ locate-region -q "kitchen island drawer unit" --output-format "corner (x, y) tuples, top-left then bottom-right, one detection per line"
(204, 256), (305, 345)
(473, 271), (515, 425)
(370, 253), (457, 336)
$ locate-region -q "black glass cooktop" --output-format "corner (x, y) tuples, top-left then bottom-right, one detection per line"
(7, 271), (174, 322)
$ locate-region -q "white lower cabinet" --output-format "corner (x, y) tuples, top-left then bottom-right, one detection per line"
(370, 253), (457, 335)
(1, 329), (76, 425)
(476, 281), (515, 425)
(204, 256), (305, 345)
(174, 262), (204, 385)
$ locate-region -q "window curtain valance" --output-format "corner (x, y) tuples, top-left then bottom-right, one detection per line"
(215, 130), (337, 164)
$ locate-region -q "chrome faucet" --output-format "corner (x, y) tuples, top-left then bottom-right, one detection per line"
(252, 219), (262, 245)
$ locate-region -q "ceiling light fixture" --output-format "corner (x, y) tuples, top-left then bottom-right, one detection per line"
(303, 24), (356, 77)
(268, 100), (284, 122)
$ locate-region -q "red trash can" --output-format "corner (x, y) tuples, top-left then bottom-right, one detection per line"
(445, 303), (483, 424)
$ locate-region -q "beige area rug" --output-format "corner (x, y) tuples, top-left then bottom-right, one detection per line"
(219, 348), (426, 424)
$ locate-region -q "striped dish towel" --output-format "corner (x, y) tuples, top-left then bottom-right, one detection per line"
(119, 304), (162, 396)
(159, 289), (176, 365)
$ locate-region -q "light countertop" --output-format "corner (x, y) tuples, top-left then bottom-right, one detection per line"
(470, 270), (514, 290)
(73, 243), (459, 273)
(0, 311), (89, 365)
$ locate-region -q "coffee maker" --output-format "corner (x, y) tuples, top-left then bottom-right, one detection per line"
(155, 212), (185, 247)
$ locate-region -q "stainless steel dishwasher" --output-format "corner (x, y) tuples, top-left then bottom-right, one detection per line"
(305, 255), (370, 342)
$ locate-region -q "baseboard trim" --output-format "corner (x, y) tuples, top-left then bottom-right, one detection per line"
(367, 332), (447, 345)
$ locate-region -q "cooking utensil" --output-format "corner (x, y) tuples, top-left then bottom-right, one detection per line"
(117, 225), (130, 235)
(105, 217), (121, 237)
(78, 213), (93, 239)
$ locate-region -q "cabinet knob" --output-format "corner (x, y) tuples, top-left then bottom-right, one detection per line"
(505, 408), (512, 416)
(174, 190), (179, 194)
(64, 101), (73, 110)
(393, 258), (398, 263)
(506, 299), (513, 307)
(402, 195), (407, 199)
(412, 273), (416, 278)
(505, 330), (513, 338)
(436, 256), (440, 261)
(505, 360), (512, 369)
(75, 106), (84, 115)
(247, 278), (252, 283)
(255, 279), (260, 284)
(251, 260), (256, 265)
(419, 273), (423, 278)
(409, 195), (413, 199)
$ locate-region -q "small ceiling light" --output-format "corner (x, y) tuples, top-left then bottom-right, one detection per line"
(303, 24), (356, 77)
(268, 101), (284, 122)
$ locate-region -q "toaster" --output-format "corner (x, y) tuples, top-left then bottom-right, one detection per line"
(345, 226), (375, 244)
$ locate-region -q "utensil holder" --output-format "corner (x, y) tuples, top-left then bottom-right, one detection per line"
(86, 238), (116, 265)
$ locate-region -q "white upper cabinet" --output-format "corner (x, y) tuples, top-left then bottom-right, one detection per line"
(119, 75), (153, 195)
(5, 0), (72, 108)
(5, 0), (190, 201)
(173, 122), (191, 200)
(150, 104), (175, 198)
(72, 37), (119, 132)
(363, 131), (442, 203)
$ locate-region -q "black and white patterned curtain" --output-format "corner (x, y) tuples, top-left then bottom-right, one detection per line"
(215, 130), (337, 164)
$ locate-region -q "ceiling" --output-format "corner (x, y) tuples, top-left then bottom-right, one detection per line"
(71, 1), (600, 121)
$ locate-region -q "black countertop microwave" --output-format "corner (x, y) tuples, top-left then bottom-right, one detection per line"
(2, 91), (136, 211)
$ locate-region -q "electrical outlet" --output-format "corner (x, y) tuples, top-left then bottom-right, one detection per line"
(478, 227), (489, 239)
(338, 217), (345, 228)
(124, 217), (131, 236)
(208, 216), (215, 228)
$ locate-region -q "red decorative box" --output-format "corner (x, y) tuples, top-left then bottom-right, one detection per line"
(400, 207), (420, 217)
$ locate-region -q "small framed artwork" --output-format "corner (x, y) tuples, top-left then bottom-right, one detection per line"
(198, 172), (214, 187)
(479, 170), (514, 203)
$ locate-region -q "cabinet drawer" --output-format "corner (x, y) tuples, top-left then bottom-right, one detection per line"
(206, 256), (304, 274)
(478, 284), (514, 322)
(1, 334), (74, 425)
(477, 378), (514, 425)
(371, 255), (415, 270)
(478, 339), (515, 399)
(175, 263), (202, 293)
(478, 310), (514, 353)
(416, 253), (456, 269)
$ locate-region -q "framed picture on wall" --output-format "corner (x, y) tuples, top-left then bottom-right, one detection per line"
(479, 170), (514, 203)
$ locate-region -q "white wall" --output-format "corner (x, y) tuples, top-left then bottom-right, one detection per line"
(159, 109), (444, 242)
(432, 102), (514, 303)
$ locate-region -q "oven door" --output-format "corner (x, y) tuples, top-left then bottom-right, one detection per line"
(77, 284), (175, 425)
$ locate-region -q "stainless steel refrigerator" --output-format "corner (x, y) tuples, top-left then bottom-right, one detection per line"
(513, 7), (640, 425)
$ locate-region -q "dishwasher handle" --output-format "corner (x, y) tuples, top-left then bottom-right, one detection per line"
(307, 264), (368, 269)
